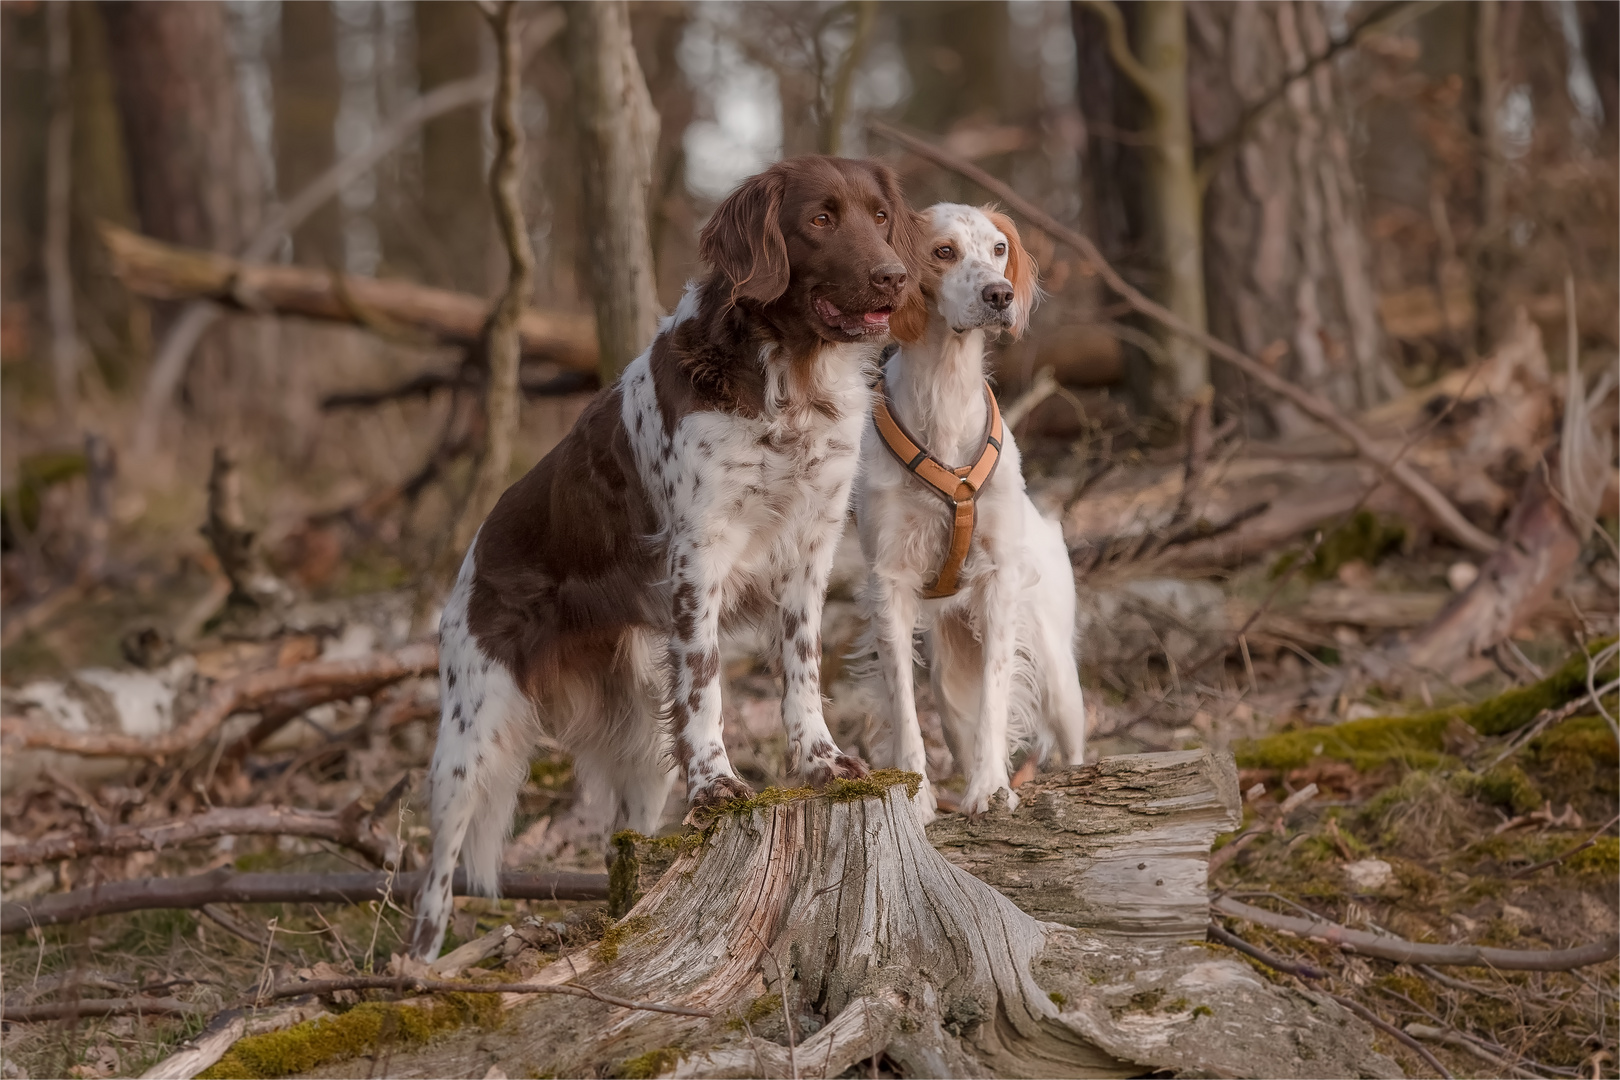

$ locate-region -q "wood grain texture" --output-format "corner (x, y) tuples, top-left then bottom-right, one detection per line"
(928, 749), (1241, 937)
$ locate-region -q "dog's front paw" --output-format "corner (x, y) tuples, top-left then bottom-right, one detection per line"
(801, 746), (869, 788)
(910, 777), (939, 825)
(687, 774), (755, 809)
(959, 777), (1018, 819)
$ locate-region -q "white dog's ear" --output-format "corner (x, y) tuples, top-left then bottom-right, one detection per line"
(984, 208), (1039, 339)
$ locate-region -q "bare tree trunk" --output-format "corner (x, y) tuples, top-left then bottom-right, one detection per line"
(44, 0), (80, 425)
(99, 1), (262, 254)
(101, 0), (266, 455)
(414, 0), (492, 293)
(272, 0), (342, 269)
(1077, 0), (1209, 409)
(448, 1), (536, 560)
(567, 0), (661, 384)
(1189, 0), (1393, 431)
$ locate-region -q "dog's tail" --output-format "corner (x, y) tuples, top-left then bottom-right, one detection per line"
(409, 548), (537, 961)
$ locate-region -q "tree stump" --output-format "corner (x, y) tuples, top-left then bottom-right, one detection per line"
(360, 759), (1397, 1079)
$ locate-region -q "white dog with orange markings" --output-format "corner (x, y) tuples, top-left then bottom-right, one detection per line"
(854, 203), (1086, 822)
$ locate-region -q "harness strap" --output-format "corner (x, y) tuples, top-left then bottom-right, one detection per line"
(871, 379), (1003, 598)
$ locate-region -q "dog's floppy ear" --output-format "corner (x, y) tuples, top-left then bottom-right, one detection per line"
(985, 208), (1039, 339)
(874, 165), (932, 345)
(699, 167), (790, 306)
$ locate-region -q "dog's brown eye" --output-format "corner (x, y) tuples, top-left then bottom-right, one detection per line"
(875, 209), (887, 224)
(994, 242), (1007, 257)
(934, 245), (954, 260)
(812, 213), (831, 228)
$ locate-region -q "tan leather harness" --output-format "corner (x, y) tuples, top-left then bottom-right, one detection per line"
(871, 378), (1004, 598)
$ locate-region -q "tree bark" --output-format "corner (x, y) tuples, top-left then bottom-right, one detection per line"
(271, 0), (342, 269)
(1189, 0), (1393, 429)
(1076, 0), (1209, 408)
(926, 749), (1240, 937)
(340, 770), (1395, 1079)
(566, 1), (661, 384)
(100, 225), (597, 371)
(98, 1), (262, 253)
(413, 0), (492, 293)
(45, 0), (80, 424)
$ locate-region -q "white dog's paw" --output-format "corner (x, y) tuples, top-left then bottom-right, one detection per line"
(959, 775), (1018, 818)
(910, 777), (939, 825)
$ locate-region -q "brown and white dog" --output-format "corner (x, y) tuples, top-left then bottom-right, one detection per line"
(854, 203), (1086, 823)
(410, 156), (929, 959)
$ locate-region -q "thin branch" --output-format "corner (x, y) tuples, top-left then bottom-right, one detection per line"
(820, 1), (876, 155)
(866, 119), (1498, 556)
(0, 869), (608, 934)
(1206, 922), (1326, 979)
(1, 802), (398, 869)
(321, 368), (596, 411)
(1325, 992), (1454, 1079)
(264, 974), (713, 1018)
(1, 997), (206, 1023)
(448, 0), (537, 561)
(0, 642), (438, 759)
(1508, 812), (1620, 879)
(1212, 896), (1620, 970)
(1074, 0), (1166, 108)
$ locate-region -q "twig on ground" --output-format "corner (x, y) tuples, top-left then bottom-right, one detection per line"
(1209, 783), (1318, 874)
(1212, 896), (1620, 970)
(867, 118), (1498, 556)
(1206, 922), (1326, 979)
(0, 996), (206, 1022)
(1, 801), (399, 868)
(265, 974), (712, 1018)
(1403, 1023), (1537, 1079)
(1326, 992), (1454, 1079)
(1488, 680), (1619, 768)
(1509, 812), (1620, 879)
(0, 642), (438, 759)
(0, 869), (607, 933)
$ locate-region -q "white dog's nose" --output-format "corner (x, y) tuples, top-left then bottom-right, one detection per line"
(982, 281), (1013, 311)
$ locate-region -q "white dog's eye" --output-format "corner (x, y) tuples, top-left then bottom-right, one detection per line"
(994, 242), (1007, 257)
(934, 245), (954, 260)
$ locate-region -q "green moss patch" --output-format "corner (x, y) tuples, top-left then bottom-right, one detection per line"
(826, 769), (923, 801)
(1236, 639), (1617, 772)
(593, 915), (653, 964)
(199, 994), (503, 1079)
(613, 1046), (682, 1079)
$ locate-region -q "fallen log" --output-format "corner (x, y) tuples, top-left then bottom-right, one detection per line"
(101, 224), (597, 373)
(0, 868), (607, 934)
(1064, 311), (1561, 572)
(1, 801), (399, 869)
(1401, 320), (1615, 676)
(925, 748), (1240, 937)
(354, 767), (1395, 1080)
(0, 641), (437, 760)
(1213, 895), (1620, 970)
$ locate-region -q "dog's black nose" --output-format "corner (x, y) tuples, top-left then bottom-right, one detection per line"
(871, 262), (907, 291)
(983, 282), (1014, 311)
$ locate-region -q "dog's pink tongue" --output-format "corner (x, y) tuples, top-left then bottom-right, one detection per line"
(863, 311), (891, 326)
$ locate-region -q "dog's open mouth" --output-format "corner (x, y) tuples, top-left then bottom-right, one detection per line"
(815, 298), (893, 336)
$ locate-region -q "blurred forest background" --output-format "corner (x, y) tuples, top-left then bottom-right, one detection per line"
(1, 2), (1619, 1076)
(1, 0), (1615, 663)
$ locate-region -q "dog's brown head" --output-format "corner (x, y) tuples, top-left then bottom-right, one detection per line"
(699, 156), (930, 346)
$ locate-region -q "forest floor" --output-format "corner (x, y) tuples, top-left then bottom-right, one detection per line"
(0, 418), (1616, 1079)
